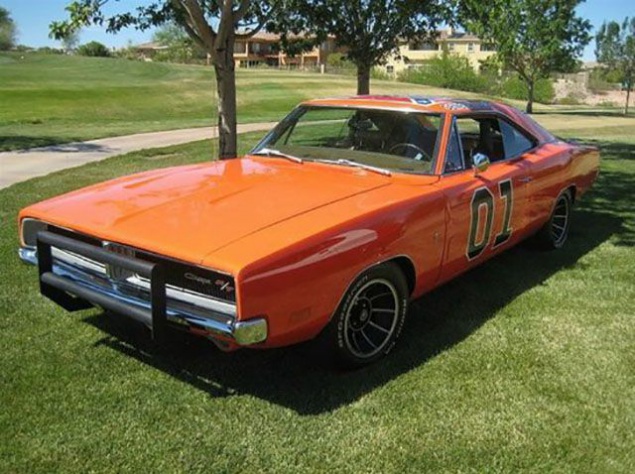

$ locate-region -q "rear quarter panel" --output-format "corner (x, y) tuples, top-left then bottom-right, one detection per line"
(524, 142), (600, 234)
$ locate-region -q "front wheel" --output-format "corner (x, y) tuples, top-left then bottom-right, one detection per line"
(319, 262), (409, 368)
(534, 190), (572, 250)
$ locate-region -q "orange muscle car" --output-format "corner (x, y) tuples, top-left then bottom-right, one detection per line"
(18, 96), (600, 367)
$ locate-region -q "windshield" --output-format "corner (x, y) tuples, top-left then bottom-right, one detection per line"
(251, 106), (443, 175)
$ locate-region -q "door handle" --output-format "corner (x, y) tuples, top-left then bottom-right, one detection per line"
(518, 177), (533, 183)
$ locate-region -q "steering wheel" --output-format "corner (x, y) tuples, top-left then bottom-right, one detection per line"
(388, 143), (431, 161)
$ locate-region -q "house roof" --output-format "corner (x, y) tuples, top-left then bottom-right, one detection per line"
(132, 41), (169, 51)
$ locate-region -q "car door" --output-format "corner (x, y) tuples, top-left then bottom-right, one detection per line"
(437, 114), (534, 283)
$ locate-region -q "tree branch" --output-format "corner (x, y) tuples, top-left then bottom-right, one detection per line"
(233, 0), (252, 23)
(178, 0), (216, 50)
(235, 7), (275, 39)
(215, 0), (236, 47)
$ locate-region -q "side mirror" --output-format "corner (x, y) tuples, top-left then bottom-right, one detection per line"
(472, 153), (490, 175)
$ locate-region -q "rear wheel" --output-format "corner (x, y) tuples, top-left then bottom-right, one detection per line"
(534, 190), (572, 250)
(319, 262), (409, 368)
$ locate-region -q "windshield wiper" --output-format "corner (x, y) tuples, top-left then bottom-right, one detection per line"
(252, 147), (303, 164)
(314, 159), (392, 176)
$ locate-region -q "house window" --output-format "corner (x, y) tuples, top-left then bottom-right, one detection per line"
(481, 43), (496, 52)
(448, 43), (455, 51)
(386, 65), (394, 74)
(409, 41), (438, 51)
(468, 43), (475, 52)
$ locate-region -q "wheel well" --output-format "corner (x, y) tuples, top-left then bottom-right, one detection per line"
(567, 185), (577, 204)
(389, 256), (416, 296)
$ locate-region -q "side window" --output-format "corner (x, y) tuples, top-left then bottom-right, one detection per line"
(498, 120), (535, 158)
(455, 115), (535, 163)
(444, 120), (465, 173)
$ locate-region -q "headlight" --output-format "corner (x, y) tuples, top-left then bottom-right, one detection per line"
(20, 218), (48, 248)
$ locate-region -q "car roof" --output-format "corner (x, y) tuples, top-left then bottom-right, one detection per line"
(301, 95), (556, 143)
(301, 95), (500, 114)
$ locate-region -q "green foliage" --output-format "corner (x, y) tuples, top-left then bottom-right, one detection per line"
(555, 93), (584, 105)
(270, 0), (448, 93)
(76, 41), (111, 57)
(152, 23), (206, 64)
(396, 52), (555, 104)
(588, 67), (622, 93)
(51, 1), (281, 158)
(458, 0), (591, 112)
(501, 76), (555, 103)
(36, 46), (64, 55)
(61, 30), (80, 52)
(0, 6), (17, 51)
(595, 17), (635, 113)
(397, 51), (489, 93)
(370, 67), (391, 81)
(326, 52), (355, 69)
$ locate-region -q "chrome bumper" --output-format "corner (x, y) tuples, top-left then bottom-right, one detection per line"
(19, 234), (267, 346)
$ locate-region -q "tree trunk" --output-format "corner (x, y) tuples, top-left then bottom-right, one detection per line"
(213, 33), (238, 159)
(526, 79), (535, 114)
(625, 80), (631, 116)
(357, 63), (371, 95)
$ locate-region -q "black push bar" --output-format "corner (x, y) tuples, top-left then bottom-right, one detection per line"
(36, 230), (168, 341)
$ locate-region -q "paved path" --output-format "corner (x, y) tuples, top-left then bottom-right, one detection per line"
(0, 122), (276, 190)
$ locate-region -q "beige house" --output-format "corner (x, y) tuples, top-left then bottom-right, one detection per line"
(233, 32), (341, 68)
(385, 28), (496, 74)
(131, 41), (169, 61)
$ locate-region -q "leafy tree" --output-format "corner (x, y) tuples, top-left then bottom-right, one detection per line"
(153, 22), (190, 48)
(0, 6), (17, 51)
(51, 1), (276, 159)
(61, 30), (80, 52)
(153, 23), (205, 63)
(272, 0), (446, 95)
(457, 0), (592, 113)
(77, 40), (111, 57)
(595, 17), (635, 115)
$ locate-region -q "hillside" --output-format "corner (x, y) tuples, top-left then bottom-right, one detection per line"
(0, 53), (483, 151)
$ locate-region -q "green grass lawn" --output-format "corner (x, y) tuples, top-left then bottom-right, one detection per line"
(0, 53), (419, 151)
(1, 111), (634, 472)
(3, 52), (612, 152)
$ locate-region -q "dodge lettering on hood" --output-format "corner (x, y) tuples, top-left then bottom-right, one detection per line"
(18, 96), (600, 367)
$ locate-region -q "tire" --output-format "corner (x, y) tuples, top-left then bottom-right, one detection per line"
(534, 190), (572, 250)
(319, 262), (409, 368)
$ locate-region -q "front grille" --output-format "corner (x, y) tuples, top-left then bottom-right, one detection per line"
(48, 226), (236, 303)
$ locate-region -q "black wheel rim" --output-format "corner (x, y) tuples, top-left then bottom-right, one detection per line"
(343, 278), (400, 359)
(551, 196), (569, 246)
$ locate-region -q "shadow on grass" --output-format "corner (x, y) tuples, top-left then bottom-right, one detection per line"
(80, 141), (634, 414)
(533, 110), (633, 118)
(83, 205), (623, 415)
(573, 139), (635, 163)
(0, 136), (68, 152)
(0, 136), (113, 154)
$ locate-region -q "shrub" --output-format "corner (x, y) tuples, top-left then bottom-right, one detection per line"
(556, 94), (584, 105)
(598, 100), (618, 108)
(397, 51), (490, 93)
(500, 76), (555, 104)
(371, 67), (391, 81)
(36, 46), (63, 55)
(77, 41), (111, 57)
(588, 68), (622, 93)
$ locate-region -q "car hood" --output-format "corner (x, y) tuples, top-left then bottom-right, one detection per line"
(23, 157), (399, 269)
